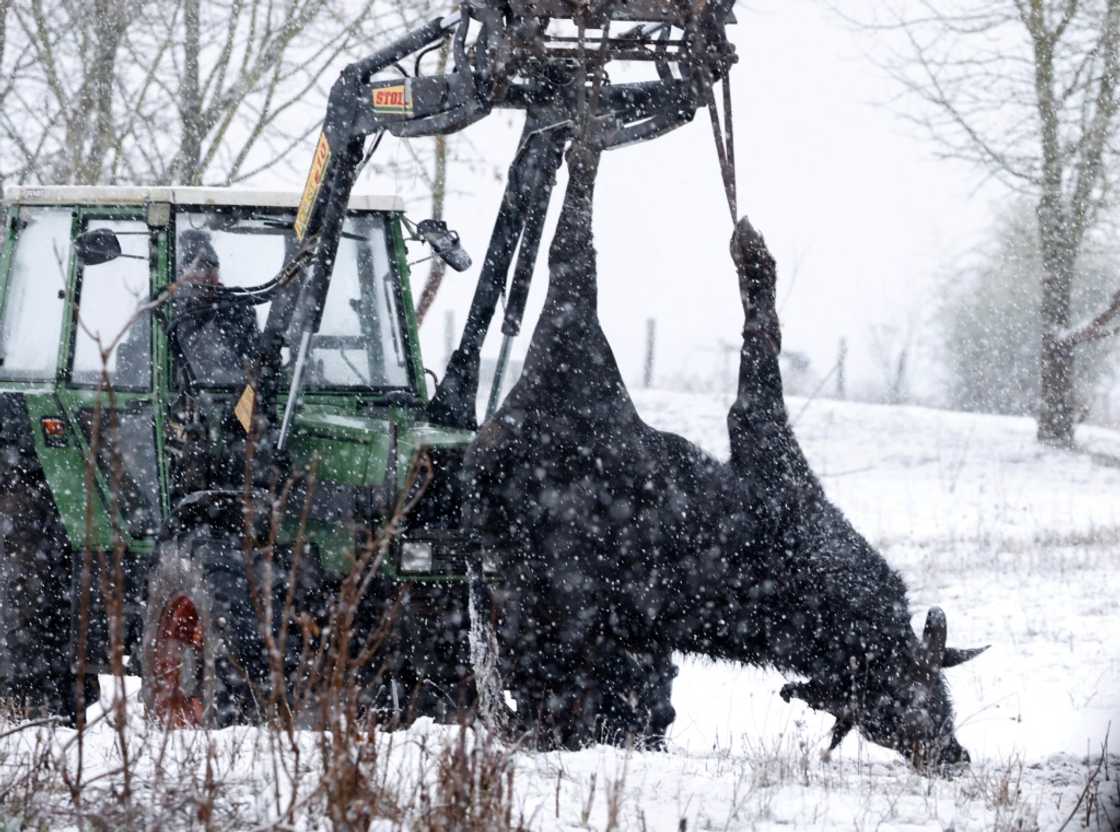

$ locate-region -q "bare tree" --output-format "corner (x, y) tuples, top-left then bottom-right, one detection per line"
(868, 321), (914, 405)
(0, 0), (12, 198)
(0, 0), (452, 188)
(857, 0), (1120, 445)
(411, 39), (452, 327)
(2, 0), (465, 317)
(939, 200), (1118, 416)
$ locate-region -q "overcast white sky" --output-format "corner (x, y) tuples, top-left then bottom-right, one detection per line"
(354, 0), (1000, 401)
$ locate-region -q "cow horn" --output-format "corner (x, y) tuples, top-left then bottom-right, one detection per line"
(941, 645), (989, 668)
(922, 607), (948, 672)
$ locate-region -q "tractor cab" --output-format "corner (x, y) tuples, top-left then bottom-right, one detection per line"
(0, 186), (480, 724)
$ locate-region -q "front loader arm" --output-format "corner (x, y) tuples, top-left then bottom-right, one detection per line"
(255, 0), (740, 442)
(267, 13), (496, 448)
(427, 77), (701, 429)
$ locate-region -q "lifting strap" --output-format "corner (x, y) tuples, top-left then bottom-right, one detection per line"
(684, 3), (738, 226)
(703, 73), (737, 224)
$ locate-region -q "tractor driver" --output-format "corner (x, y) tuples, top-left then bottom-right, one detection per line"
(172, 229), (260, 386)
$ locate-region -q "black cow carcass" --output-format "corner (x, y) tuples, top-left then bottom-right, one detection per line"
(463, 140), (985, 771)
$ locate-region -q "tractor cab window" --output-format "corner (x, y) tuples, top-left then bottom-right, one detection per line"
(0, 207), (72, 381)
(309, 213), (410, 389)
(171, 215), (273, 388)
(71, 218), (152, 389)
(172, 209), (410, 391)
(67, 216), (160, 535)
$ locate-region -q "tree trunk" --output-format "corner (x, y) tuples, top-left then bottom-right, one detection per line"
(79, 5), (125, 185)
(1036, 195), (1076, 446)
(1038, 329), (1075, 444)
(177, 0), (203, 185)
(414, 132), (448, 326)
(413, 40), (451, 326)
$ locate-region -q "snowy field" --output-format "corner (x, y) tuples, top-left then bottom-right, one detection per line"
(654, 390), (1120, 831)
(2, 391), (1118, 830)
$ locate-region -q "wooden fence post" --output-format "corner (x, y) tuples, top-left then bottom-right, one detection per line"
(643, 318), (656, 388)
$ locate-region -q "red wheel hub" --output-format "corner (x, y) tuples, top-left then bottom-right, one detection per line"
(151, 594), (205, 727)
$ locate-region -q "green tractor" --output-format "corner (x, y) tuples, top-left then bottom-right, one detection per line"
(0, 185), (481, 726)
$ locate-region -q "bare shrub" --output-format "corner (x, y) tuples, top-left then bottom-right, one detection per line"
(960, 753), (1040, 831)
(0, 318), (528, 829)
(415, 723), (528, 832)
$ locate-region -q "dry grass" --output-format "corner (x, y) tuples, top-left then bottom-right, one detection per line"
(958, 753), (1041, 832)
(0, 687), (526, 830)
(0, 393), (526, 830)
(414, 724), (529, 831)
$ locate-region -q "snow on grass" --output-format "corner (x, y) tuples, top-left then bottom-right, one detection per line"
(640, 390), (1120, 550)
(2, 392), (1117, 829)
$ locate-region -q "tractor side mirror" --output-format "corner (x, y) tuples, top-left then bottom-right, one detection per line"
(417, 219), (471, 272)
(74, 228), (124, 266)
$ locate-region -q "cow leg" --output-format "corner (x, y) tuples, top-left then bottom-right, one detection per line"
(725, 218), (813, 488)
(480, 137), (678, 748)
(634, 649), (679, 748)
(585, 642), (678, 749)
(544, 139), (601, 310)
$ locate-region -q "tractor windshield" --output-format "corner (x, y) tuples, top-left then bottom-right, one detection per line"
(173, 209), (411, 391)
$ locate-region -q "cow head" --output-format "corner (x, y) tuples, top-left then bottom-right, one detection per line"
(781, 607), (988, 774)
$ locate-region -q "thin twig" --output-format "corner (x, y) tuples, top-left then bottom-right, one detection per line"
(0, 717), (59, 742)
(1056, 723), (1111, 832)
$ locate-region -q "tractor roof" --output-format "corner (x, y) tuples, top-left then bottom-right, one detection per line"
(4, 185), (404, 212)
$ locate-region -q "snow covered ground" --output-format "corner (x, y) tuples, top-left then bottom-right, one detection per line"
(2, 391), (1117, 829)
(651, 390), (1120, 831)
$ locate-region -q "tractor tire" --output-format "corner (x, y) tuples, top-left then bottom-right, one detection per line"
(0, 450), (99, 726)
(141, 527), (264, 727)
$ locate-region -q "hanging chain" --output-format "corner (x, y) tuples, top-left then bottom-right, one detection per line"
(685, 3), (738, 224)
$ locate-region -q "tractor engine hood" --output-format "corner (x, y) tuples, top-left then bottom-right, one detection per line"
(290, 406), (473, 489)
(287, 406), (477, 578)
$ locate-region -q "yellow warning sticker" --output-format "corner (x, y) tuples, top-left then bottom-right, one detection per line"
(372, 83), (412, 115)
(234, 384), (256, 433)
(295, 132), (331, 241)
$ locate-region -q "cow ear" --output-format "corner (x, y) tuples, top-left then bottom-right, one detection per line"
(941, 645), (989, 668)
(827, 717), (854, 752)
(922, 607), (948, 673)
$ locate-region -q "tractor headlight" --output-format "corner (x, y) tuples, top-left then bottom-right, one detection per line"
(400, 541), (433, 573)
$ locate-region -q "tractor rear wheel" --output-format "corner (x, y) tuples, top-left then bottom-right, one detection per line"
(141, 528), (262, 727)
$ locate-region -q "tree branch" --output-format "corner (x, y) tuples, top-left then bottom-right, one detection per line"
(1057, 285), (1120, 345)
(1068, 0), (1120, 246)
